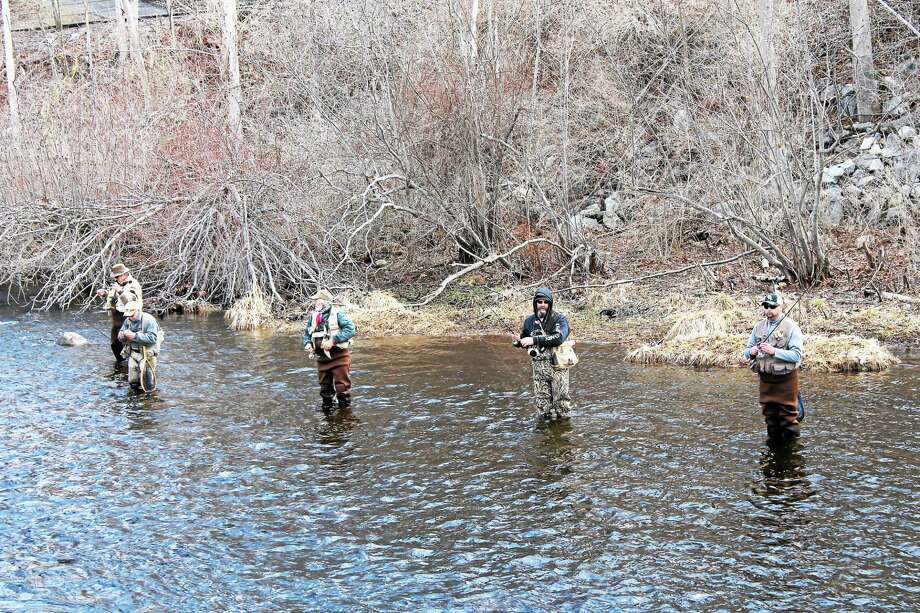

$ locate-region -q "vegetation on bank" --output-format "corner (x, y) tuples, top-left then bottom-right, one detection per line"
(246, 284), (914, 373)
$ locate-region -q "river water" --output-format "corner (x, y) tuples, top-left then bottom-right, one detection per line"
(1, 308), (918, 611)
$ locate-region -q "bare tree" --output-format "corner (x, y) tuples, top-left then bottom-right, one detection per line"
(1, 0), (19, 143)
(849, 0), (880, 121)
(221, 0), (242, 141)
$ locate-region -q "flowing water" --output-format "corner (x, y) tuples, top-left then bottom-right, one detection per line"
(1, 308), (918, 611)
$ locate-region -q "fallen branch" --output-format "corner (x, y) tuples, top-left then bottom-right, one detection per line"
(879, 291), (920, 304)
(554, 250), (755, 293)
(408, 238), (569, 307)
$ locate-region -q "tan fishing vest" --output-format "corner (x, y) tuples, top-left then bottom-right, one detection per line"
(751, 317), (798, 376)
(307, 307), (352, 349)
(108, 276), (143, 312)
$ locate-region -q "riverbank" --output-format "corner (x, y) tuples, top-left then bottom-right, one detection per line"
(257, 283), (919, 373)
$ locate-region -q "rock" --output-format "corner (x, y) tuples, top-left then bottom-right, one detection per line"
(571, 215), (603, 232)
(601, 192), (626, 229)
(855, 154), (884, 172)
(580, 202), (602, 218)
(57, 332), (89, 347)
(898, 126), (917, 140)
(896, 57), (919, 77)
(839, 84), (858, 118)
(820, 187), (846, 226)
(821, 160), (856, 184)
(883, 96), (907, 116)
(843, 184), (863, 200)
(860, 135), (878, 150)
(885, 202), (910, 226)
(881, 135), (904, 159)
(854, 170), (877, 188)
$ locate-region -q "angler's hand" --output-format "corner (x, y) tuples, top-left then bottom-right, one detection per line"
(321, 338), (334, 351)
(757, 342), (775, 356)
(122, 330), (136, 341)
(96, 288), (107, 297)
(519, 337), (535, 347)
(748, 345), (759, 358)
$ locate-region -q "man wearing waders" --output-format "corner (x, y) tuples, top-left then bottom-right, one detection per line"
(95, 263), (143, 362)
(118, 301), (162, 391)
(303, 289), (357, 411)
(743, 291), (804, 441)
(513, 287), (572, 420)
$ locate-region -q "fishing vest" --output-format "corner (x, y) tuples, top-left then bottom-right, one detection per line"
(751, 317), (798, 376)
(307, 307), (352, 349)
(108, 276), (143, 312)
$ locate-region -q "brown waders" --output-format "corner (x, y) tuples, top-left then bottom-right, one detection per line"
(759, 371), (800, 441)
(110, 310), (126, 361)
(316, 347), (352, 409)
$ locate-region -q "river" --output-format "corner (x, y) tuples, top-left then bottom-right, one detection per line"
(1, 308), (918, 610)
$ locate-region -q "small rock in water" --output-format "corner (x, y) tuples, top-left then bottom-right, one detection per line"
(57, 332), (89, 347)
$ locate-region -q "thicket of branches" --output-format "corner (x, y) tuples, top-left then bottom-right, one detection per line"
(1, 0), (919, 312)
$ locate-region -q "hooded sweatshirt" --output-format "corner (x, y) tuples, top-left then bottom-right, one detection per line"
(519, 287), (570, 355)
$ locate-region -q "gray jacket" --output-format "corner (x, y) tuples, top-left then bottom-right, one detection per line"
(120, 313), (161, 354)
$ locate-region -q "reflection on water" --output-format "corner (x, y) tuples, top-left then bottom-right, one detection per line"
(0, 308), (919, 610)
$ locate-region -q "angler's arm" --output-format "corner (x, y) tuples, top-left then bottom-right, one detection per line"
(742, 329), (758, 360)
(537, 314), (570, 348)
(333, 311), (356, 344)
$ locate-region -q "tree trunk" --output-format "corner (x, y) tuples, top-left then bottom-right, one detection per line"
(113, 0), (129, 69)
(849, 0), (880, 121)
(122, 0), (147, 87)
(221, 0), (242, 141)
(1, 0), (19, 143)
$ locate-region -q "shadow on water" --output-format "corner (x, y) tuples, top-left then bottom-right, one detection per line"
(750, 439), (816, 527)
(1, 307), (919, 610)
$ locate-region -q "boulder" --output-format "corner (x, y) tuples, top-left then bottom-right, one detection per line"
(896, 57), (920, 77)
(883, 96), (907, 117)
(885, 202), (910, 226)
(819, 187), (846, 226)
(57, 332), (89, 347)
(602, 191), (626, 229)
(855, 154), (884, 172)
(898, 126), (917, 141)
(570, 215), (603, 232)
(839, 84), (858, 118)
(881, 135), (904, 159)
(821, 160), (856, 184)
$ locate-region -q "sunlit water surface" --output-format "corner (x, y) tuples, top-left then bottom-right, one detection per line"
(1, 309), (918, 610)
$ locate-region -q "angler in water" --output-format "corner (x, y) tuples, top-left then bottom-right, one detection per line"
(742, 291), (805, 441)
(512, 287), (573, 421)
(303, 289), (357, 411)
(96, 263), (143, 362)
(117, 300), (162, 392)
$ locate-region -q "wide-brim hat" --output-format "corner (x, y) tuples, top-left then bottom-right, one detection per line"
(310, 289), (334, 302)
(761, 291), (783, 307)
(111, 263), (129, 278)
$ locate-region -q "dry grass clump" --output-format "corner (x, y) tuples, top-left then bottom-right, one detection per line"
(176, 299), (221, 315)
(627, 333), (750, 368)
(626, 297), (901, 372)
(843, 306), (920, 342)
(626, 297), (749, 368)
(347, 291), (461, 337)
(805, 334), (900, 373)
(225, 286), (273, 331)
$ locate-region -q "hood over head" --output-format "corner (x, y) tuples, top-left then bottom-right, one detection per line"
(533, 287), (555, 322)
